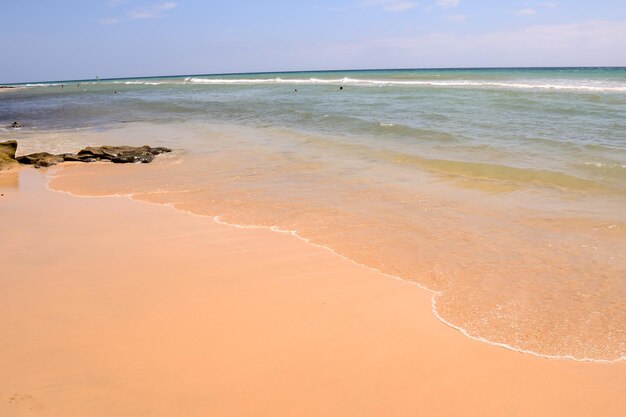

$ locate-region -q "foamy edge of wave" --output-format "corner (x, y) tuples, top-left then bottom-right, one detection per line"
(582, 161), (626, 169)
(183, 77), (626, 92)
(45, 169), (625, 364)
(17, 77), (626, 92)
(117, 81), (166, 86)
(23, 83), (64, 87)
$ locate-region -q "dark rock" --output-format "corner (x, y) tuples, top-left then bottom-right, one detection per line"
(11, 121), (21, 128)
(0, 140), (19, 170)
(111, 152), (154, 164)
(77, 145), (171, 163)
(148, 147), (172, 156)
(62, 153), (97, 162)
(0, 140), (17, 159)
(76, 146), (118, 160)
(60, 153), (80, 162)
(12, 143), (171, 168)
(16, 152), (65, 168)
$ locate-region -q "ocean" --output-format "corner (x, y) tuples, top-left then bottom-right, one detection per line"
(2, 67), (625, 361)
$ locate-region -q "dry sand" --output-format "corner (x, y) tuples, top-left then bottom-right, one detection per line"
(1, 167), (625, 417)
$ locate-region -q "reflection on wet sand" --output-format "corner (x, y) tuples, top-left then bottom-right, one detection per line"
(46, 122), (626, 362)
(0, 169), (19, 190)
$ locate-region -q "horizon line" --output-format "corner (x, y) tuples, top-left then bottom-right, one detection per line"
(3, 65), (626, 86)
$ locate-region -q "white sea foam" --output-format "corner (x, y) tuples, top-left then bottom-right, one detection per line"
(98, 80), (167, 85)
(183, 77), (626, 92)
(23, 83), (64, 87)
(36, 80), (167, 86)
(121, 81), (165, 85)
(583, 161), (626, 168)
(19, 77), (626, 92)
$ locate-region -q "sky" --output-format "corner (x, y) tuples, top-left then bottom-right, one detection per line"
(1, 0), (625, 83)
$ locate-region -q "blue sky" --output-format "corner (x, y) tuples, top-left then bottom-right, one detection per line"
(1, 1), (625, 83)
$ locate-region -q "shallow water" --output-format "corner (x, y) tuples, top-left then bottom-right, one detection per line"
(2, 68), (625, 361)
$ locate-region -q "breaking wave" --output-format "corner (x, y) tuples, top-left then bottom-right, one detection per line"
(183, 77), (626, 92)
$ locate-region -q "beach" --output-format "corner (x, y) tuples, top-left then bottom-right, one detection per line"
(1, 166), (625, 417)
(1, 67), (625, 415)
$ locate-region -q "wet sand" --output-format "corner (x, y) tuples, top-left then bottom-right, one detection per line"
(1, 167), (625, 417)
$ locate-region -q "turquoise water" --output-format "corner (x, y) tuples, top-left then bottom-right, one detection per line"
(3, 68), (626, 192)
(2, 68), (625, 361)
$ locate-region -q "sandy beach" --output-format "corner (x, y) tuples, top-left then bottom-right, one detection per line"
(3, 0), (626, 414)
(0, 166), (624, 417)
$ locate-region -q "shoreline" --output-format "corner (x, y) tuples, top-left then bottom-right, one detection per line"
(4, 122), (625, 362)
(47, 161), (626, 364)
(1, 166), (624, 416)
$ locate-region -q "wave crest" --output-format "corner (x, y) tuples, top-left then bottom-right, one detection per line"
(183, 77), (626, 92)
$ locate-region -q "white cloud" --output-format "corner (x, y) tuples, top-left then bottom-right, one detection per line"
(516, 8), (536, 16)
(436, 0), (459, 8)
(127, 2), (178, 19)
(311, 20), (626, 68)
(362, 1), (419, 12)
(445, 14), (466, 22)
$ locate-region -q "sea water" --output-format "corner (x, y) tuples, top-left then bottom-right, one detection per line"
(2, 67), (625, 361)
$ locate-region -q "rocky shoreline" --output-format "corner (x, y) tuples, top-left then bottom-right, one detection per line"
(0, 140), (172, 170)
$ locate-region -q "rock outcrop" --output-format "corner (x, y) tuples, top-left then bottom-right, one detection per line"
(0, 140), (19, 170)
(75, 145), (171, 164)
(16, 152), (65, 168)
(1, 141), (172, 170)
